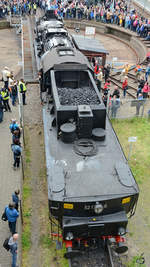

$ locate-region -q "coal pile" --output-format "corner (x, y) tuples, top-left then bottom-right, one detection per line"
(57, 87), (100, 105)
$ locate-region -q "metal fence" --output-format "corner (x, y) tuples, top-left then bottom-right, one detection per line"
(107, 98), (150, 119)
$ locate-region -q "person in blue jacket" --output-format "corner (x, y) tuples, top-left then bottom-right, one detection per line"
(9, 119), (19, 134)
(11, 141), (22, 169)
(12, 190), (20, 211)
(5, 203), (19, 234)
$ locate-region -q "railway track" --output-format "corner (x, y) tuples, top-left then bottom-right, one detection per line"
(68, 242), (125, 267)
(109, 75), (137, 98)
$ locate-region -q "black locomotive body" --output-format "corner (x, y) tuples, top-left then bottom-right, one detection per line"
(35, 10), (139, 258)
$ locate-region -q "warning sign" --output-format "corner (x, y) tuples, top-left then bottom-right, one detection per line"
(85, 27), (95, 37)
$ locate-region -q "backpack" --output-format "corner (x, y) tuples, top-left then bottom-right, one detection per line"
(15, 149), (21, 156)
(3, 238), (10, 251)
(11, 85), (17, 96)
(1, 209), (7, 221)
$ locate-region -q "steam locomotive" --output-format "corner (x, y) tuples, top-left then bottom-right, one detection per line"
(35, 10), (139, 258)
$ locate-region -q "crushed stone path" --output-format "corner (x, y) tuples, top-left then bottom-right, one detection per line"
(0, 28), (22, 267)
(0, 103), (22, 267)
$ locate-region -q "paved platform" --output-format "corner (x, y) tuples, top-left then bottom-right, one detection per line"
(0, 101), (21, 267)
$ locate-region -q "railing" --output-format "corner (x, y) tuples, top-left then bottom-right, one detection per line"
(106, 98), (150, 119)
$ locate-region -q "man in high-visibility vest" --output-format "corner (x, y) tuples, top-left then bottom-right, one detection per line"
(19, 79), (27, 105)
(33, 3), (37, 15)
(0, 87), (11, 112)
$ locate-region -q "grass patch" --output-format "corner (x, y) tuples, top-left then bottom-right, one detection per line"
(112, 118), (150, 265)
(40, 234), (52, 248)
(39, 156), (69, 267)
(22, 223), (31, 250)
(22, 126), (32, 266)
(23, 185), (31, 200)
(127, 254), (146, 267)
(112, 118), (150, 185)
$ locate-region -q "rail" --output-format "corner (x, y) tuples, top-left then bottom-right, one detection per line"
(68, 241), (124, 267)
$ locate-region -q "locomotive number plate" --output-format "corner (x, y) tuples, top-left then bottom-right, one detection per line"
(64, 203), (74, 209)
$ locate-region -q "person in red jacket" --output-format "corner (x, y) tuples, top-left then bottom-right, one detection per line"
(142, 82), (150, 98)
(122, 76), (128, 98)
(103, 79), (111, 93)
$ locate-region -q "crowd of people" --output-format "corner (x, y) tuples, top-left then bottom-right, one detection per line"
(0, 0), (150, 41)
(0, 0), (37, 17)
(55, 0), (150, 40)
(0, 65), (26, 267)
(2, 190), (20, 267)
(93, 59), (150, 118)
(0, 66), (27, 123)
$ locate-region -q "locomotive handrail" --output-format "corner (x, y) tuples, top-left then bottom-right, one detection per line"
(63, 193), (129, 200)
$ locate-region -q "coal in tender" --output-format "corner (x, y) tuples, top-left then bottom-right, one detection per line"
(57, 87), (100, 106)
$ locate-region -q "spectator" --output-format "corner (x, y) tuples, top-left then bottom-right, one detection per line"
(8, 233), (19, 267)
(120, 68), (126, 82)
(122, 76), (128, 98)
(145, 64), (150, 83)
(12, 129), (21, 145)
(94, 61), (100, 77)
(125, 64), (130, 75)
(11, 141), (22, 169)
(19, 78), (27, 105)
(134, 64), (142, 82)
(9, 119), (19, 134)
(0, 94), (4, 123)
(12, 190), (20, 211)
(137, 76), (145, 98)
(112, 86), (120, 98)
(104, 79), (111, 92)
(33, 2), (37, 14)
(1, 66), (10, 89)
(136, 93), (144, 116)
(5, 203), (19, 234)
(97, 68), (103, 91)
(111, 95), (120, 118)
(104, 64), (111, 82)
(11, 81), (18, 106)
(102, 94), (108, 107)
(0, 87), (11, 112)
(142, 81), (150, 98)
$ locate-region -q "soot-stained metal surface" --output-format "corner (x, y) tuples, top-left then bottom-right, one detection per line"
(43, 105), (138, 202)
(41, 48), (93, 73)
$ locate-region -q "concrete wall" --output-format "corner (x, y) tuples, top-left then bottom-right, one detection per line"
(0, 19), (10, 29)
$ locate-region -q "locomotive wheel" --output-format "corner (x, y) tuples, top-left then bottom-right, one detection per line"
(115, 243), (128, 254)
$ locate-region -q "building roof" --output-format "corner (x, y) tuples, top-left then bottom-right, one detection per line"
(72, 34), (109, 55)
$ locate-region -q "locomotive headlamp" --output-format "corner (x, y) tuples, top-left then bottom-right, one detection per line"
(66, 232), (74, 240)
(94, 203), (103, 214)
(118, 227), (126, 236)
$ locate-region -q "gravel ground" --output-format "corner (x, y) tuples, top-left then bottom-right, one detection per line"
(0, 28), (22, 267)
